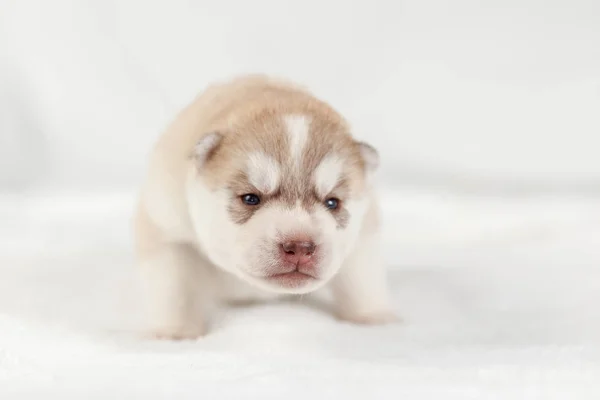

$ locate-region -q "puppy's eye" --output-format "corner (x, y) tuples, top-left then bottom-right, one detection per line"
(241, 193), (261, 206)
(324, 197), (340, 210)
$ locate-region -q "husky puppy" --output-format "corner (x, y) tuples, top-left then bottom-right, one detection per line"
(133, 75), (396, 339)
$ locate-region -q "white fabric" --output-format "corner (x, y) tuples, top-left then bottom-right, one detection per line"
(0, 190), (599, 398)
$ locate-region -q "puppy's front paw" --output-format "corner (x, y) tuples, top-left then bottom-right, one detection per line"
(338, 309), (400, 326)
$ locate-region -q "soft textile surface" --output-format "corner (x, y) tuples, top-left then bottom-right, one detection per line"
(0, 190), (599, 399)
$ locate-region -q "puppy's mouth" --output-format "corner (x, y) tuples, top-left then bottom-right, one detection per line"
(265, 270), (317, 288)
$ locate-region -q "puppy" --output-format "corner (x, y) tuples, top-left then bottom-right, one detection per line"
(133, 74), (396, 339)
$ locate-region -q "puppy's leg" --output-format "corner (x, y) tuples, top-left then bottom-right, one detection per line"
(330, 230), (398, 325)
(139, 242), (213, 340)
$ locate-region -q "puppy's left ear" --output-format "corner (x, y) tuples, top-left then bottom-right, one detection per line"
(357, 141), (380, 173)
(192, 132), (223, 168)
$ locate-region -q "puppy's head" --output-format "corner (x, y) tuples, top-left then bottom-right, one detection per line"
(186, 107), (378, 294)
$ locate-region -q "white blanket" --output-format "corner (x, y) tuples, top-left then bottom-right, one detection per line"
(0, 190), (598, 399)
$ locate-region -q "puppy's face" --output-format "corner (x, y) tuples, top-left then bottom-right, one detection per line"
(186, 110), (378, 294)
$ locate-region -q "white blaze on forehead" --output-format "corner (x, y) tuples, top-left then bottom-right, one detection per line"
(314, 154), (344, 198)
(268, 203), (315, 239)
(283, 114), (311, 167)
(246, 152), (281, 194)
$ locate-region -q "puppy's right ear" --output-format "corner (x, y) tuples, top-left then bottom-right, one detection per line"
(191, 132), (223, 168)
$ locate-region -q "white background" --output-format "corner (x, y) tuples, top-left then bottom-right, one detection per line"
(2, 0), (599, 192)
(1, 1), (600, 397)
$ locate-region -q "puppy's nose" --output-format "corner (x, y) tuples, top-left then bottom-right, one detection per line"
(280, 240), (316, 266)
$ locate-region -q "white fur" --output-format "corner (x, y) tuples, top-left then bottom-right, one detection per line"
(186, 171), (239, 271)
(246, 152), (280, 194)
(284, 114), (310, 168)
(330, 227), (398, 324)
(142, 164), (195, 242)
(139, 242), (213, 339)
(186, 169), (338, 294)
(314, 154), (344, 198)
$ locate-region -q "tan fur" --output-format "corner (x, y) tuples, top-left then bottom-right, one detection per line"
(136, 74), (367, 240)
(191, 77), (366, 196)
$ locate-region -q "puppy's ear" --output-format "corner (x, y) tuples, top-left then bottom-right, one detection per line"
(357, 141), (380, 173)
(192, 132), (223, 168)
